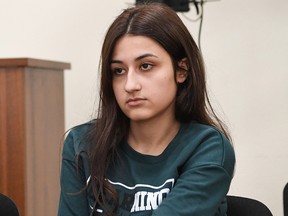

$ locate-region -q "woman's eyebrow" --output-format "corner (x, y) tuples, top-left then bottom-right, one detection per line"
(111, 53), (158, 64)
(135, 53), (158, 61)
(111, 60), (122, 64)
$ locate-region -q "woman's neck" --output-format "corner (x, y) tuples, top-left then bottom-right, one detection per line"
(128, 116), (180, 156)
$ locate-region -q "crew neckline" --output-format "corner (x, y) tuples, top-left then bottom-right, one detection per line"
(120, 123), (189, 164)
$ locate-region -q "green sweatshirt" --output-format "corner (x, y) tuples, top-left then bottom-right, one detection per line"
(58, 120), (235, 216)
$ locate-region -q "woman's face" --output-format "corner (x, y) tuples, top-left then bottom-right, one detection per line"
(111, 35), (186, 123)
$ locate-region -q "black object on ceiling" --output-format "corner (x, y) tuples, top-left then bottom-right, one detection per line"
(136, 0), (190, 12)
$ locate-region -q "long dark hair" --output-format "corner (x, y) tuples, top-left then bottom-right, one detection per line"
(88, 2), (231, 214)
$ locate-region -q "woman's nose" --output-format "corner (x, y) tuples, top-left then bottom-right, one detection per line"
(124, 70), (141, 92)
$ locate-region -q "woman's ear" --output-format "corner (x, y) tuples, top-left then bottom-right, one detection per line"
(176, 58), (188, 83)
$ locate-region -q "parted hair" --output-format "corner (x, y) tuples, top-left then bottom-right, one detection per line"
(86, 2), (231, 215)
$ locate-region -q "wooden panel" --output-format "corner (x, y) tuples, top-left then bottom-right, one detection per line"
(0, 58), (68, 216)
(24, 67), (64, 216)
(0, 58), (71, 70)
(0, 67), (26, 215)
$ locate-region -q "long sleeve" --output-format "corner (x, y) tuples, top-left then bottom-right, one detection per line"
(151, 128), (235, 216)
(58, 130), (90, 216)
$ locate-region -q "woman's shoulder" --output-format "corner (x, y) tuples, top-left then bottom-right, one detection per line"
(67, 120), (96, 139)
(62, 120), (96, 158)
(178, 121), (235, 174)
(182, 121), (231, 145)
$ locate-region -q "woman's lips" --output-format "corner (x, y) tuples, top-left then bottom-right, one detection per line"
(126, 98), (146, 106)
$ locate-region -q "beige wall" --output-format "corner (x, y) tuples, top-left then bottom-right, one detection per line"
(1, 0), (287, 215)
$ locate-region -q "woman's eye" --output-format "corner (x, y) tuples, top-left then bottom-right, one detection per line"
(113, 67), (125, 75)
(141, 63), (153, 71)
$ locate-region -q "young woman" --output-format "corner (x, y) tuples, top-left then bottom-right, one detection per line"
(58, 3), (235, 216)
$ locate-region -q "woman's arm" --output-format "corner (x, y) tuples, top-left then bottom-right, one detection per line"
(58, 130), (90, 216)
(152, 130), (235, 216)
